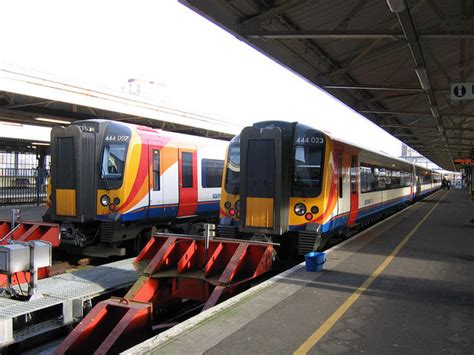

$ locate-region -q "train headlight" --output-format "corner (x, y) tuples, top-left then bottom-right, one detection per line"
(113, 197), (120, 205)
(100, 194), (110, 206)
(294, 203), (306, 216)
(235, 200), (240, 212)
(311, 206), (319, 214)
(224, 201), (231, 209)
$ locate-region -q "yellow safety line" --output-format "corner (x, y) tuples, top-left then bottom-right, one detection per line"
(294, 191), (448, 355)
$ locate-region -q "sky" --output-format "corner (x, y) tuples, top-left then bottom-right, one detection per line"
(0, 0), (412, 159)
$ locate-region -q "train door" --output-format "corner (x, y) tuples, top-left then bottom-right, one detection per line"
(414, 166), (421, 197)
(243, 139), (276, 229)
(238, 124), (286, 235)
(177, 148), (198, 217)
(337, 152), (344, 216)
(147, 146), (164, 218)
(348, 155), (359, 225)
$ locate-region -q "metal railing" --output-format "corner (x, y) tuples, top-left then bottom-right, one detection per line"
(0, 168), (47, 205)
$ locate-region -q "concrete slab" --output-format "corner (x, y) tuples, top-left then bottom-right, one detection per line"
(124, 189), (474, 354)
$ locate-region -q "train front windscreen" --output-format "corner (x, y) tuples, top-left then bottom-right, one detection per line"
(224, 137), (240, 196)
(98, 123), (131, 191)
(291, 124), (325, 198)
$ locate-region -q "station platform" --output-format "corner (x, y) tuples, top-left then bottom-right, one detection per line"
(125, 189), (474, 354)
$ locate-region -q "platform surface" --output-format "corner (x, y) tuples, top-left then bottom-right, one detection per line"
(125, 189), (474, 354)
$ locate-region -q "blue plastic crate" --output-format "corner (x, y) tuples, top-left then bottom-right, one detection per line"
(305, 251), (326, 272)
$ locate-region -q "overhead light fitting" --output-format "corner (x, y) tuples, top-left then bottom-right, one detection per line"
(430, 106), (440, 118)
(35, 117), (71, 125)
(414, 66), (431, 91)
(31, 142), (50, 146)
(386, 0), (405, 12)
(0, 121), (22, 127)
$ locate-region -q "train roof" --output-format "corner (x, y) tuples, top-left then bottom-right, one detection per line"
(72, 119), (228, 146)
(244, 120), (439, 173)
(327, 133), (437, 172)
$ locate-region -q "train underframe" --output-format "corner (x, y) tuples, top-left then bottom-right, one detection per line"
(58, 216), (218, 257)
(218, 198), (414, 258)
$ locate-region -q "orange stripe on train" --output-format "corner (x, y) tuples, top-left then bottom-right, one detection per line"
(118, 145), (149, 212)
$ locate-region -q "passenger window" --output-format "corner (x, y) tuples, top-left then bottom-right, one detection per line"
(360, 165), (372, 193)
(153, 150), (160, 191)
(182, 152), (193, 188)
(202, 159), (224, 188)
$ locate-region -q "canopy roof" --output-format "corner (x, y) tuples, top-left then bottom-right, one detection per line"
(182, 0), (474, 170)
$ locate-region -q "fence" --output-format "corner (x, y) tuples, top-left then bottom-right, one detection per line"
(0, 152), (49, 206)
(0, 168), (47, 205)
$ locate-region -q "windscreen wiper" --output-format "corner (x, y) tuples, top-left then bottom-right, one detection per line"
(98, 162), (111, 191)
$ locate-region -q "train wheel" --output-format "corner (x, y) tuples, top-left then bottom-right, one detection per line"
(127, 229), (152, 256)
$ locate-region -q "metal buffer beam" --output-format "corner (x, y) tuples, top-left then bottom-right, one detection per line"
(55, 234), (273, 354)
(0, 220), (60, 286)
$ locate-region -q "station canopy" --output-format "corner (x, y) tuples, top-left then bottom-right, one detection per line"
(181, 0), (474, 170)
(0, 66), (236, 141)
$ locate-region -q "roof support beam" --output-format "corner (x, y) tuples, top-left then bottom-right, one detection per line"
(330, 0), (426, 79)
(382, 124), (474, 132)
(395, 132), (441, 138)
(382, 124), (436, 130)
(244, 31), (474, 40)
(245, 30), (405, 39)
(240, 0), (308, 26)
(324, 84), (424, 91)
(7, 100), (54, 109)
(425, 0), (447, 21)
(335, 0), (370, 30)
(361, 109), (474, 118)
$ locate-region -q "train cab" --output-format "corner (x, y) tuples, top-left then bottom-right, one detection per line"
(219, 120), (441, 257)
(219, 121), (330, 255)
(45, 119), (225, 256)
